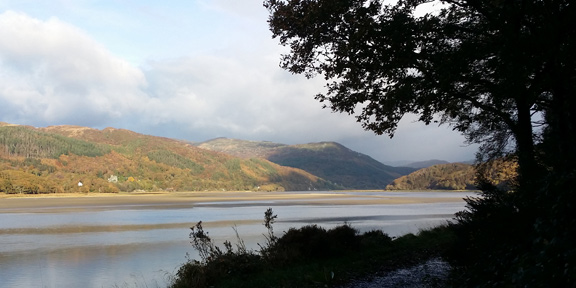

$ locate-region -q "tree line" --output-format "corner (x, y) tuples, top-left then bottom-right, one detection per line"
(0, 126), (110, 158)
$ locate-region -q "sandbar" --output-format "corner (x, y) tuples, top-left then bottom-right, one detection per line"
(0, 191), (467, 213)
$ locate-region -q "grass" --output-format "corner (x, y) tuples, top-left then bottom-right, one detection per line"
(169, 209), (456, 288)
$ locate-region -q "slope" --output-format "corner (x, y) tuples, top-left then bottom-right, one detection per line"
(197, 138), (415, 189)
(385, 163), (476, 190)
(0, 123), (338, 194)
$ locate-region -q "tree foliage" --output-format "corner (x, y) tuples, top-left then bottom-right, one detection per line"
(147, 149), (205, 174)
(265, 0), (575, 176)
(0, 126), (110, 158)
(265, 0), (576, 286)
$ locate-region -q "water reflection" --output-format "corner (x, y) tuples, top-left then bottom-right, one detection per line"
(0, 191), (472, 288)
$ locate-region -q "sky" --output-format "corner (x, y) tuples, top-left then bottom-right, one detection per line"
(0, 0), (478, 164)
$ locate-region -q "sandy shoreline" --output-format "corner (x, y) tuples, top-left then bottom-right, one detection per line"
(0, 191), (467, 213)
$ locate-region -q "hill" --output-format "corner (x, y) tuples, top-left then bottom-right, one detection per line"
(404, 159), (450, 169)
(196, 138), (415, 189)
(0, 123), (339, 194)
(386, 159), (519, 191)
(386, 163), (477, 190)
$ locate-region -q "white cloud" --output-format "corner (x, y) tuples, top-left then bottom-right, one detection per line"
(0, 6), (477, 163)
(0, 10), (147, 126)
(140, 55), (327, 138)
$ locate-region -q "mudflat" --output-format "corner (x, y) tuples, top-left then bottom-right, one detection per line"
(0, 191), (466, 213)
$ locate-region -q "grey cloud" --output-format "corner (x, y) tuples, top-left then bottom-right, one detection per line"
(0, 9), (476, 163)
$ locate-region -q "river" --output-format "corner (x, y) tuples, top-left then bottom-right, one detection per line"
(0, 191), (475, 288)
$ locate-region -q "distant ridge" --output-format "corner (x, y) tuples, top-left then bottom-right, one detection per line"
(404, 159), (450, 169)
(196, 138), (415, 189)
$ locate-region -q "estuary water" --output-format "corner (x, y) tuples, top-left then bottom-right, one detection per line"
(0, 191), (475, 288)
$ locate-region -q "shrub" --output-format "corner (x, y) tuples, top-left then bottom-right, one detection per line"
(170, 209), (397, 288)
(359, 229), (393, 247)
(261, 223), (361, 264)
(173, 221), (264, 288)
(447, 183), (523, 286)
(326, 224), (361, 253)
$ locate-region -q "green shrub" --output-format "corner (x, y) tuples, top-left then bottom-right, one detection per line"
(170, 209), (416, 288)
(173, 221), (264, 288)
(262, 223), (360, 264)
(359, 229), (393, 247)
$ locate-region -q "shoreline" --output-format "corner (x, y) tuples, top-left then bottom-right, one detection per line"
(0, 191), (467, 213)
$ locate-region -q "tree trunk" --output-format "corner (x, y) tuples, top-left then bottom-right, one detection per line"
(549, 72), (576, 172)
(513, 96), (538, 195)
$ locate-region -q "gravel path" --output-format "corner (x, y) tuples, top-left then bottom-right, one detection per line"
(338, 258), (451, 288)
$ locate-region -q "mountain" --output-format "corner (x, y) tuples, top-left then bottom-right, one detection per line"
(404, 159), (451, 169)
(0, 123), (339, 194)
(386, 159), (519, 191)
(386, 163), (477, 190)
(196, 138), (416, 189)
(382, 160), (412, 167)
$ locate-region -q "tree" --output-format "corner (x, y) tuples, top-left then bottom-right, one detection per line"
(265, 0), (576, 286)
(264, 0), (575, 185)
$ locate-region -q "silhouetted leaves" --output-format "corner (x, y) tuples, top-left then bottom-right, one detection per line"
(266, 0), (576, 286)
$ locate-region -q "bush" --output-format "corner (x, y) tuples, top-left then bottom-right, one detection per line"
(262, 223), (360, 264)
(173, 221), (264, 288)
(359, 229), (393, 247)
(170, 209), (406, 288)
(446, 171), (576, 287)
(446, 180), (527, 286)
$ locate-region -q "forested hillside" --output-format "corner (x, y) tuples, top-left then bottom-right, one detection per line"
(197, 138), (415, 189)
(386, 160), (518, 190)
(0, 123), (339, 194)
(386, 163), (476, 190)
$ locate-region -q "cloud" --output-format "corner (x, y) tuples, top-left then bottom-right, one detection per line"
(0, 8), (476, 163)
(141, 54), (330, 138)
(139, 53), (477, 162)
(0, 10), (147, 126)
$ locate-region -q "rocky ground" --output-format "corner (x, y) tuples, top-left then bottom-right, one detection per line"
(338, 258), (451, 288)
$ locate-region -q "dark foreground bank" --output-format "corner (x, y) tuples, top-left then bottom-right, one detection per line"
(169, 209), (455, 288)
